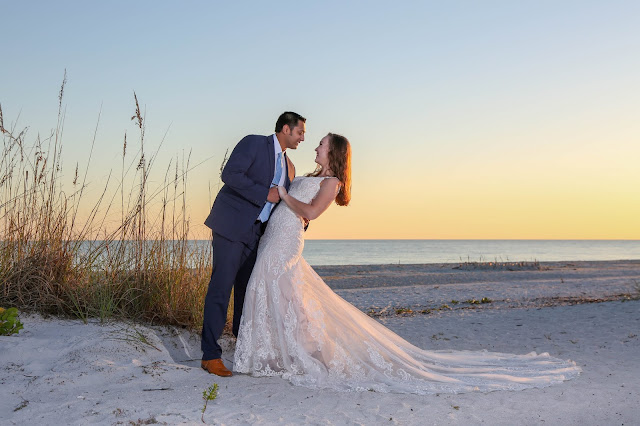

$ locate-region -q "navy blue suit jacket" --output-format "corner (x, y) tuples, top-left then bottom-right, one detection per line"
(204, 134), (294, 243)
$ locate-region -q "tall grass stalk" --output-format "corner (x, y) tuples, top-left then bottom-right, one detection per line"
(0, 75), (217, 330)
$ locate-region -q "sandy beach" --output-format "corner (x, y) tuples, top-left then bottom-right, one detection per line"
(1, 260), (638, 425)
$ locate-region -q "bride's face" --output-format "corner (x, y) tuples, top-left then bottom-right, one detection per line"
(314, 135), (331, 168)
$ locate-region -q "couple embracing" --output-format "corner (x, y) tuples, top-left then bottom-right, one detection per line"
(200, 112), (580, 394)
(201, 111), (348, 376)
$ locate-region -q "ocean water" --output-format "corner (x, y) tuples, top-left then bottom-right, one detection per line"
(76, 239), (640, 268)
(300, 240), (640, 266)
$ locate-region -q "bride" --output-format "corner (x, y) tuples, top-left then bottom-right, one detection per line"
(233, 133), (580, 394)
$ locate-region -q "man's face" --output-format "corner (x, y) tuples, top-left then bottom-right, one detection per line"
(283, 120), (306, 150)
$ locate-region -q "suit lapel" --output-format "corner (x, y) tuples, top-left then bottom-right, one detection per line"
(268, 135), (294, 189)
(284, 153), (295, 189)
(267, 135), (275, 184)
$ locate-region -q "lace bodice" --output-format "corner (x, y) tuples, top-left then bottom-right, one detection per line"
(233, 176), (581, 394)
(289, 176), (331, 203)
(254, 176), (329, 274)
(271, 176), (330, 228)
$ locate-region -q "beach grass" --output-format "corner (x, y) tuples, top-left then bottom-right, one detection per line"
(0, 74), (223, 330)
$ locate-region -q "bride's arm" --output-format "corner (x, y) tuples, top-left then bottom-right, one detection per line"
(277, 178), (340, 221)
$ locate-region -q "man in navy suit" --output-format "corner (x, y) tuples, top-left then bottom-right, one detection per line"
(201, 112), (306, 376)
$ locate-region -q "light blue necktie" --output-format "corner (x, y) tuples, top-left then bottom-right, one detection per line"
(258, 152), (283, 222)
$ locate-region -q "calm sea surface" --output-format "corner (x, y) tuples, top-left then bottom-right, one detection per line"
(80, 240), (640, 267)
(299, 240), (640, 266)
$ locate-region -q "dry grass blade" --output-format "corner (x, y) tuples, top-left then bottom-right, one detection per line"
(0, 103), (5, 134)
(58, 69), (67, 109)
(132, 91), (143, 130)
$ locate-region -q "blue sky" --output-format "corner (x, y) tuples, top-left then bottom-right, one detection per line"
(2, 1), (639, 238)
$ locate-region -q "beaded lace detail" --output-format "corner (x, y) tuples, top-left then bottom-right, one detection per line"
(233, 177), (581, 394)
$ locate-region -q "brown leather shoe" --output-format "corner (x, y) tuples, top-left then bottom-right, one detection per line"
(201, 359), (233, 377)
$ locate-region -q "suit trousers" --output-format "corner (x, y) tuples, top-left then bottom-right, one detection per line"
(201, 222), (263, 360)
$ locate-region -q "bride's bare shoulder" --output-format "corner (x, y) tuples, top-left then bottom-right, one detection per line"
(319, 176), (340, 192)
(320, 176), (340, 184)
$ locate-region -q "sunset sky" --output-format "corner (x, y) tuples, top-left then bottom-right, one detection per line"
(2, 1), (639, 239)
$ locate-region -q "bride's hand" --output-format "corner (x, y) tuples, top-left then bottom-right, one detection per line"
(277, 185), (288, 200)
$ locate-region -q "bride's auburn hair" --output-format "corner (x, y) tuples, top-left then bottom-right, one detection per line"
(308, 133), (351, 206)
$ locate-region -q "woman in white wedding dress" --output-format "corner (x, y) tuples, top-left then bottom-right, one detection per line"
(234, 133), (580, 394)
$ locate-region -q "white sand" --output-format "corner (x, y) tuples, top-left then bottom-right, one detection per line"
(1, 260), (639, 425)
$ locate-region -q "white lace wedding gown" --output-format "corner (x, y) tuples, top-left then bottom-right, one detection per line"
(234, 176), (580, 394)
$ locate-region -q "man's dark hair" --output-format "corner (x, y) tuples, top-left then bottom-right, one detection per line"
(275, 112), (306, 133)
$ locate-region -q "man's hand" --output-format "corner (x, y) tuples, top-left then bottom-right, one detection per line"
(267, 186), (280, 203)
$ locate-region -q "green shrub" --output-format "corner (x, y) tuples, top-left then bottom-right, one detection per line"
(0, 307), (24, 336)
(201, 383), (219, 422)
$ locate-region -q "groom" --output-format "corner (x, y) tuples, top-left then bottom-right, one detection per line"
(201, 111), (306, 376)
